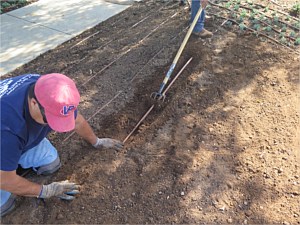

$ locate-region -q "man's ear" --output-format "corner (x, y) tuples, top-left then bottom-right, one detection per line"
(29, 97), (38, 109)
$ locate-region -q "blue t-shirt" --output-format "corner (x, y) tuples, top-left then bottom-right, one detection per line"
(0, 74), (52, 171)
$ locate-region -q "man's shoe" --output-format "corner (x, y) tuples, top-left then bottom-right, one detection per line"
(0, 195), (16, 217)
(193, 29), (213, 38)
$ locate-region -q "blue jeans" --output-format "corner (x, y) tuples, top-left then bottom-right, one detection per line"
(191, 0), (206, 32)
(1, 138), (60, 208)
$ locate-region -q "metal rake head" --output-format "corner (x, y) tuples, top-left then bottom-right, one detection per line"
(150, 92), (166, 101)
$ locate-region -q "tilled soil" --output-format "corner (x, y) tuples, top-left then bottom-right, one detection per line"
(2, 0), (300, 224)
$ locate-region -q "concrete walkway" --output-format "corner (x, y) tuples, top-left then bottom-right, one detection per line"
(0, 0), (139, 76)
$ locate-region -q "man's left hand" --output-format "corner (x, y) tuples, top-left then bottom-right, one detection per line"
(93, 138), (124, 151)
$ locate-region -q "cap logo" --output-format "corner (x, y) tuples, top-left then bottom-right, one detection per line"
(61, 105), (76, 116)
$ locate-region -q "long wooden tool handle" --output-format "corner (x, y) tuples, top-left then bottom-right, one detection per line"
(157, 6), (204, 95)
(172, 6), (203, 65)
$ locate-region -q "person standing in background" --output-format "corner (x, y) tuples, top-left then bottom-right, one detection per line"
(180, 0), (213, 38)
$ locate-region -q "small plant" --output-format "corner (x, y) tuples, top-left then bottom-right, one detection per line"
(280, 37), (287, 44)
(249, 12), (255, 19)
(1, 2), (11, 8)
(290, 3), (300, 17)
(264, 7), (269, 12)
(1, 0), (29, 14)
(264, 26), (272, 32)
(265, 19), (272, 24)
(273, 16), (279, 24)
(238, 16), (244, 22)
(240, 9), (247, 17)
(225, 2), (231, 8)
(252, 18), (259, 24)
(290, 31), (296, 37)
(294, 22), (300, 29)
(226, 21), (233, 27)
(234, 4), (240, 11)
(239, 23), (246, 30)
(285, 16), (291, 21)
(253, 24), (260, 31)
(281, 25), (287, 32)
(295, 38), (300, 45)
(259, 15), (265, 20)
(252, 9), (258, 14)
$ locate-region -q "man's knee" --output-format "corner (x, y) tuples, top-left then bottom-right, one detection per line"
(36, 156), (61, 175)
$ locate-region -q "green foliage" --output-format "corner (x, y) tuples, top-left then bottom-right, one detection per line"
(290, 3), (300, 16)
(225, 2), (231, 8)
(253, 24), (260, 31)
(1, 2), (11, 8)
(234, 4), (240, 11)
(264, 7), (269, 12)
(216, 0), (299, 49)
(265, 19), (271, 24)
(280, 37), (287, 44)
(294, 22), (300, 29)
(273, 16), (279, 24)
(249, 12), (255, 20)
(239, 23), (246, 30)
(1, 0), (28, 13)
(259, 15), (265, 20)
(279, 33), (285, 38)
(285, 16), (291, 21)
(226, 21), (233, 27)
(252, 9), (258, 14)
(290, 31), (296, 37)
(240, 9), (247, 17)
(281, 25), (287, 32)
(264, 26), (272, 32)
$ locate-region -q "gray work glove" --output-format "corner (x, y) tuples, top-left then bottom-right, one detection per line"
(39, 180), (80, 200)
(92, 138), (124, 151)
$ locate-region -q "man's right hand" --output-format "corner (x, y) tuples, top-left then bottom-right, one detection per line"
(92, 137), (124, 151)
(39, 180), (80, 200)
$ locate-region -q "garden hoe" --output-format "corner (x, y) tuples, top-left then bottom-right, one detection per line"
(151, 5), (204, 101)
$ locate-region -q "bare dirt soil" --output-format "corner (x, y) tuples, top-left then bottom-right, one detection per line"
(2, 0), (300, 224)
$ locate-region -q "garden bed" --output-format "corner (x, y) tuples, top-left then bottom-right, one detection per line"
(2, 0), (299, 223)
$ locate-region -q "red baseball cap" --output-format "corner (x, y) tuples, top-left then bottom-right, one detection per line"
(35, 73), (80, 132)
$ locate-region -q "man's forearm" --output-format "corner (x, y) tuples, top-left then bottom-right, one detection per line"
(1, 172), (42, 197)
(74, 113), (97, 145)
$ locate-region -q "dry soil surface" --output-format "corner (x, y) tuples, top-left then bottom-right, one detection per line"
(2, 0), (300, 224)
